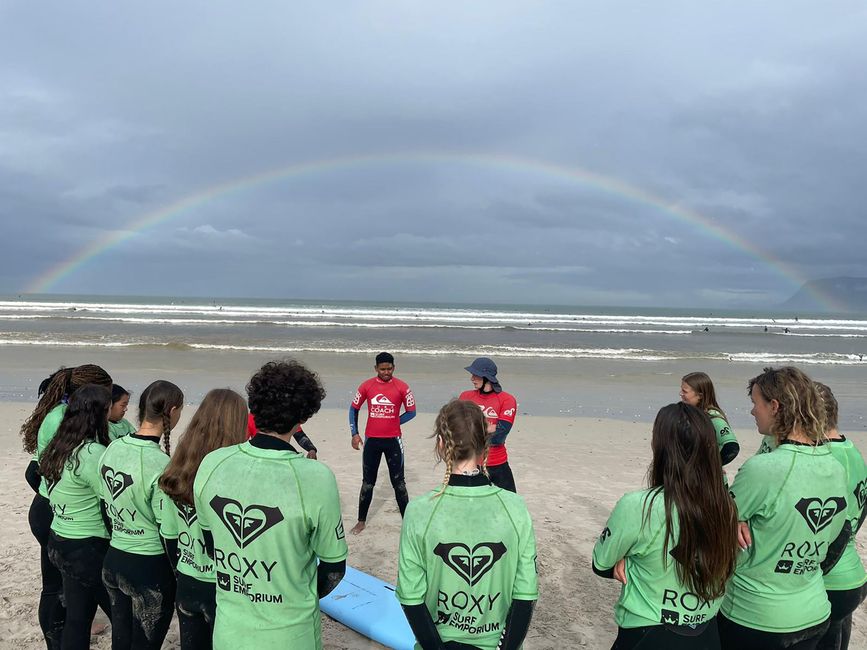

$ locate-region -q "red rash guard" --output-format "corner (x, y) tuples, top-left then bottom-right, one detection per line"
(458, 389), (517, 467)
(352, 377), (415, 438)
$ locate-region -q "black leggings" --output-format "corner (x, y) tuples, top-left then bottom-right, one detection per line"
(29, 493), (65, 650)
(718, 614), (829, 650)
(176, 572), (216, 650)
(488, 462), (517, 493)
(47, 533), (112, 650)
(815, 584), (867, 650)
(358, 437), (408, 521)
(102, 546), (176, 650)
(612, 618), (720, 649)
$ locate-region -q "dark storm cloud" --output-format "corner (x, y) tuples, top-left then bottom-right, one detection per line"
(0, 1), (865, 306)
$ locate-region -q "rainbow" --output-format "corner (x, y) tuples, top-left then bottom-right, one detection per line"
(27, 152), (841, 310)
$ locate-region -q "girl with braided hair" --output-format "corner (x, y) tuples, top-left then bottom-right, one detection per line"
(99, 379), (183, 650)
(21, 363), (112, 650)
(396, 399), (538, 650)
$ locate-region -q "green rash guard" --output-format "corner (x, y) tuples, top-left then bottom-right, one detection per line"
(824, 437), (867, 591)
(160, 500), (214, 583)
(193, 441), (349, 650)
(48, 441), (109, 540)
(756, 435), (777, 455)
(108, 418), (136, 441)
(722, 442), (849, 632)
(99, 435), (171, 555)
(592, 488), (722, 629)
(708, 409), (737, 451)
(35, 404), (67, 497)
(396, 478), (539, 650)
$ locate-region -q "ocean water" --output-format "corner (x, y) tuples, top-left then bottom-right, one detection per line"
(2, 295), (866, 366)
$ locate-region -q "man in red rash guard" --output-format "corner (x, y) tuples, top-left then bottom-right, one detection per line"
(349, 352), (416, 534)
(246, 413), (318, 458)
(459, 357), (518, 492)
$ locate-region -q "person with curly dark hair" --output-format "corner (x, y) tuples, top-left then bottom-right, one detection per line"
(194, 359), (348, 649)
(21, 363), (112, 650)
(41, 384), (114, 650)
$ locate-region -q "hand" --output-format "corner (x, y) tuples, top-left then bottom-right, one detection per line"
(307, 450), (317, 460)
(351, 434), (363, 450)
(613, 558), (627, 584)
(737, 521), (752, 549)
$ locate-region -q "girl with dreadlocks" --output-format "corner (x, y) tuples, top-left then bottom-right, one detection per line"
(99, 379), (183, 650)
(396, 399), (538, 650)
(21, 364), (113, 650)
(41, 384), (114, 650)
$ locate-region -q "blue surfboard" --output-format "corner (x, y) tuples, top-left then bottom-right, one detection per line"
(320, 566), (416, 650)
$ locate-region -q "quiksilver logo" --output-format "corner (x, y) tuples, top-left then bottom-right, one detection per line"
(371, 394), (395, 406)
(434, 542), (507, 587)
(101, 466), (134, 500)
(210, 495), (284, 548)
(795, 496), (846, 534)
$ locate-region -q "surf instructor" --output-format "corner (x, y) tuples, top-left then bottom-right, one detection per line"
(350, 352), (416, 535)
(460, 357), (519, 492)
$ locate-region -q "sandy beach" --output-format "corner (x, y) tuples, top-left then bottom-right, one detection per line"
(1, 352), (866, 649)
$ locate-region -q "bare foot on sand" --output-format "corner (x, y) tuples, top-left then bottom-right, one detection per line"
(350, 521), (366, 535)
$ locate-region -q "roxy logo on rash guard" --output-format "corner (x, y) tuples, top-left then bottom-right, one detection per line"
(210, 495), (284, 548)
(434, 542), (507, 586)
(101, 465), (134, 499)
(854, 480), (867, 511)
(179, 503), (198, 527)
(795, 497), (846, 534)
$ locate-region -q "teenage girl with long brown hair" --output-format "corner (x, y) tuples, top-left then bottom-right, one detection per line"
(593, 402), (739, 649)
(396, 399), (538, 649)
(40, 384), (114, 650)
(720, 367), (850, 649)
(159, 388), (248, 650)
(680, 372), (740, 467)
(99, 379), (184, 650)
(21, 364), (113, 650)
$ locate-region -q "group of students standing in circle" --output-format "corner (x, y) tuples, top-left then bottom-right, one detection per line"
(19, 354), (866, 650)
(593, 368), (867, 650)
(21, 353), (534, 650)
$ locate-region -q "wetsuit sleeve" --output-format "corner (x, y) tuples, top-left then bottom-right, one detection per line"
(720, 442), (740, 466)
(592, 492), (642, 575)
(490, 421), (513, 446)
(401, 604), (447, 650)
(317, 559), (345, 598)
(349, 405), (360, 437)
(496, 599), (536, 650)
(822, 519), (852, 574)
(162, 536), (179, 569)
(400, 411), (416, 425)
(25, 459), (41, 493)
(293, 428), (317, 452)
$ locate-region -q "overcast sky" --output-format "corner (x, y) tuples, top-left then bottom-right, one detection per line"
(1, 1), (865, 308)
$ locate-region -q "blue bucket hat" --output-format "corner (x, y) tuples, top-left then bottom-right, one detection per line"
(464, 357), (502, 393)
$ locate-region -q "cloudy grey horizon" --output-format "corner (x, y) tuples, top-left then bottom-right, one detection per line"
(1, 1), (865, 309)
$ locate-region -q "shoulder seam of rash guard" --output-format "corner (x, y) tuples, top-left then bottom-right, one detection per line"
(420, 493), (447, 553)
(288, 461), (309, 531)
(494, 491), (521, 539)
(772, 450), (799, 514)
